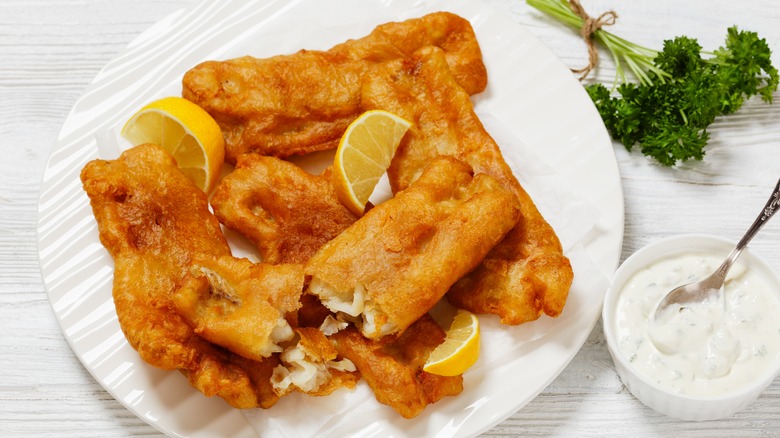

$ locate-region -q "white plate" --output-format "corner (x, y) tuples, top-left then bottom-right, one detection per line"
(37, 0), (624, 436)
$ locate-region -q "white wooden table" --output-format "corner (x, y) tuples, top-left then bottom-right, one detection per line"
(3, 0), (779, 436)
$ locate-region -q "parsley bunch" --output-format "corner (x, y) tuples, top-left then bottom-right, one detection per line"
(528, 0), (779, 166)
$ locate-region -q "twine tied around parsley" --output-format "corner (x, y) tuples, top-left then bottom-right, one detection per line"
(567, 0), (617, 79)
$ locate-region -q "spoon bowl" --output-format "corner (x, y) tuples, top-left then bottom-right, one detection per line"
(652, 178), (780, 322)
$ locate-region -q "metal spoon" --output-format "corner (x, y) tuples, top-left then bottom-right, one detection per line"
(653, 177), (780, 321)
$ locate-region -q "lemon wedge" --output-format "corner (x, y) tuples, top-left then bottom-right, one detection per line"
(121, 96), (225, 193)
(333, 110), (411, 216)
(423, 310), (480, 377)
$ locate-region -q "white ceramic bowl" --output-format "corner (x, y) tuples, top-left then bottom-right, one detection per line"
(602, 234), (780, 421)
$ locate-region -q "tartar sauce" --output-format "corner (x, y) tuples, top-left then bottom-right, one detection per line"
(616, 252), (780, 396)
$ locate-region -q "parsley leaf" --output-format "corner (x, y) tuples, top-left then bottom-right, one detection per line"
(528, 0), (778, 166)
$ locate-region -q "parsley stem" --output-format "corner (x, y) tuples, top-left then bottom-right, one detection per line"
(527, 0), (670, 86)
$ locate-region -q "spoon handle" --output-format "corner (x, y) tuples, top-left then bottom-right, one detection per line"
(714, 178), (780, 282)
(736, 178), (780, 249)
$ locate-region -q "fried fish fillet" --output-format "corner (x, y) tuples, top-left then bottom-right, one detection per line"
(210, 154), (357, 264)
(80, 144), (279, 408)
(331, 314), (463, 419)
(80, 143), (232, 369)
(361, 47), (574, 325)
(305, 156), (521, 339)
(182, 11), (487, 162)
(172, 254), (304, 363)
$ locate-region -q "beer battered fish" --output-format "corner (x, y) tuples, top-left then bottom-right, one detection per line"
(305, 156), (521, 339)
(80, 144), (279, 409)
(80, 144), (231, 369)
(182, 12), (487, 162)
(210, 154), (357, 264)
(361, 47), (574, 325)
(172, 254), (304, 363)
(331, 315), (463, 419)
(172, 256), (359, 398)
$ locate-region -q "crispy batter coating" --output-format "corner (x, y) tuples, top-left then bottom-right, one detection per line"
(172, 255), (304, 362)
(210, 154), (357, 264)
(361, 47), (574, 325)
(305, 156), (521, 339)
(183, 336), (282, 409)
(331, 315), (463, 419)
(80, 144), (280, 409)
(182, 12), (487, 162)
(293, 294), (334, 329)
